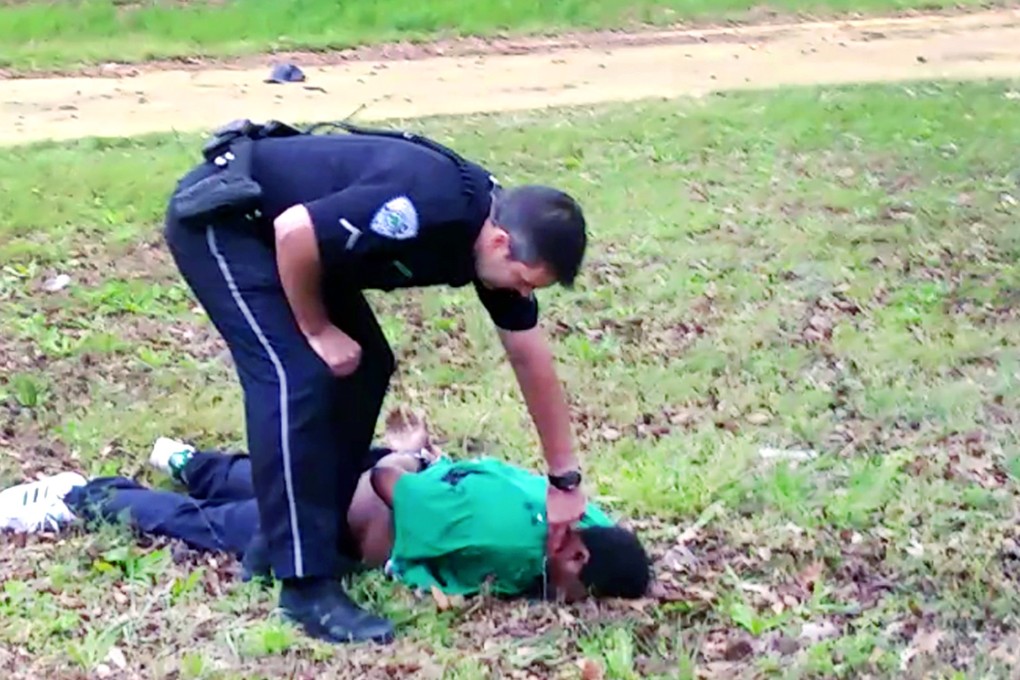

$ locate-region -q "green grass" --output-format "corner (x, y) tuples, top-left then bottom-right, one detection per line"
(0, 0), (999, 72)
(2, 78), (1020, 678)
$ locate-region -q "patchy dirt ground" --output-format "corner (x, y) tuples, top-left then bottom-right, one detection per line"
(2, 8), (1019, 145)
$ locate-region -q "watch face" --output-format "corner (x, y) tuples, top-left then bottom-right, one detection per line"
(551, 471), (581, 490)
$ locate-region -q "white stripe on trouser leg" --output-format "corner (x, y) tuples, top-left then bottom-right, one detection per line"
(205, 226), (304, 578)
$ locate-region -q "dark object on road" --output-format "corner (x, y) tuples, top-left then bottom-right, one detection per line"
(266, 62), (306, 84)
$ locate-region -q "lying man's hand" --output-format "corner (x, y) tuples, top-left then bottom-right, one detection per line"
(382, 406), (430, 453)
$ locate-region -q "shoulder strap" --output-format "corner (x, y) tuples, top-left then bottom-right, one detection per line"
(303, 119), (473, 169)
(200, 117), (487, 200)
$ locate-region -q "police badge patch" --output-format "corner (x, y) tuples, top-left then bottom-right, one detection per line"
(369, 196), (419, 240)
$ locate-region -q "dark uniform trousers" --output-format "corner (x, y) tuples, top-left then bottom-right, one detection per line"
(65, 451), (261, 556)
(163, 162), (395, 580)
(64, 447), (393, 558)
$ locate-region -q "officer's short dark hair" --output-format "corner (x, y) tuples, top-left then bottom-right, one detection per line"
(491, 185), (587, 287)
(578, 526), (651, 599)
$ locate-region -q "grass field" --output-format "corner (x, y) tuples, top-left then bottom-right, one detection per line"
(0, 0), (1000, 71)
(2, 79), (1020, 678)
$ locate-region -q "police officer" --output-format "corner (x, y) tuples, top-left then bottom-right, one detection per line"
(162, 121), (588, 644)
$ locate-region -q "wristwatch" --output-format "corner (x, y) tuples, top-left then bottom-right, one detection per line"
(548, 469), (582, 492)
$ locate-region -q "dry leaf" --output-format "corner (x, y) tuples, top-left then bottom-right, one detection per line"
(798, 561), (824, 590)
(808, 314), (832, 332)
(579, 659), (604, 680)
(800, 620), (839, 643)
(723, 639), (753, 661)
(738, 582), (775, 600)
(670, 410), (694, 426)
(601, 428), (621, 442)
(662, 544), (697, 572)
(775, 636), (800, 655)
(913, 629), (943, 654)
(106, 646), (127, 670)
(42, 274), (71, 292)
(900, 629), (943, 670)
(990, 642), (1018, 664)
(759, 447), (818, 462)
(430, 585), (450, 611)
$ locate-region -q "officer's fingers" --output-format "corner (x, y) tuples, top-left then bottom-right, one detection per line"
(337, 353), (361, 377)
(546, 523), (568, 554)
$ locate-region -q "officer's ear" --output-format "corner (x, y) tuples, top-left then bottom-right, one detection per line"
(483, 221), (513, 256)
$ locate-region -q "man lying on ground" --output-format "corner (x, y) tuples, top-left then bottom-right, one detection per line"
(0, 413), (650, 603)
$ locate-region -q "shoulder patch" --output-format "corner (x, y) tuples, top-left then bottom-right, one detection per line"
(369, 196), (419, 240)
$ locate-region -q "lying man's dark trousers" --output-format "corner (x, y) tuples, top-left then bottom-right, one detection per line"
(64, 448), (388, 558)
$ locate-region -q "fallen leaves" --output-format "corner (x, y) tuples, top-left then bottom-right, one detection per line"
(796, 561), (824, 591)
(900, 628), (944, 671)
(937, 430), (1009, 489)
(799, 620), (839, 643)
(105, 645), (127, 670)
(431, 585), (451, 611)
(759, 447), (818, 463)
(578, 659), (604, 680)
(578, 403), (708, 447)
(600, 427), (621, 442)
(41, 274), (72, 292)
(723, 639), (753, 661)
(797, 291), (863, 345)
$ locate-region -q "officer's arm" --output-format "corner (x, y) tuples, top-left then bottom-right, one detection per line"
(273, 204), (332, 337)
(499, 326), (578, 475)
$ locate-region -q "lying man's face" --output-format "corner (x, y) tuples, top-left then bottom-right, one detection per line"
(547, 530), (591, 602)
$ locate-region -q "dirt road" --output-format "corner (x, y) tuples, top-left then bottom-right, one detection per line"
(2, 8), (1019, 146)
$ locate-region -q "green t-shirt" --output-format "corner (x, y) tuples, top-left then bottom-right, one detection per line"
(389, 457), (613, 597)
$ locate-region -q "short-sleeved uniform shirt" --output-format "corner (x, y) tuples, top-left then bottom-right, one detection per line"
(388, 457), (614, 596)
(250, 134), (538, 331)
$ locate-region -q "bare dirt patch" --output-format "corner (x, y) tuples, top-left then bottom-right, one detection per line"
(2, 8), (1019, 146)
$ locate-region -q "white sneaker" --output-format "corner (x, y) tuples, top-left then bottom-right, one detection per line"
(0, 472), (86, 534)
(149, 437), (196, 476)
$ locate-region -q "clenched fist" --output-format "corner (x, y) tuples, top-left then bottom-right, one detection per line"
(307, 325), (361, 376)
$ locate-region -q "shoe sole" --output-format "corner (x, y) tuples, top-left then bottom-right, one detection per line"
(280, 609), (395, 645)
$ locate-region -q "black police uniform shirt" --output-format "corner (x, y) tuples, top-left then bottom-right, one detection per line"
(250, 134), (538, 332)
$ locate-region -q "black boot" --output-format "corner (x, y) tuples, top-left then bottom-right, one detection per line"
(279, 577), (394, 644)
(240, 531), (272, 585)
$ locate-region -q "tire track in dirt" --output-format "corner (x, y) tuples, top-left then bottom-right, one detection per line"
(1, 8), (1019, 146)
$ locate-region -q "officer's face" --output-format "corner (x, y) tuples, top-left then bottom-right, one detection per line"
(477, 227), (556, 297)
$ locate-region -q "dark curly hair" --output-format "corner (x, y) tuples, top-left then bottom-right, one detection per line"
(578, 526), (651, 599)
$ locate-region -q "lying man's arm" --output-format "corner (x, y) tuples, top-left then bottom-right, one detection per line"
(370, 463), (411, 509)
(347, 452), (424, 568)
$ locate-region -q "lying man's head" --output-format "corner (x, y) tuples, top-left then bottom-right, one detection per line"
(548, 524), (651, 601)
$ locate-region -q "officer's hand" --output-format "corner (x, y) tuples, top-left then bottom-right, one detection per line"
(546, 485), (587, 554)
(307, 325), (362, 377)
